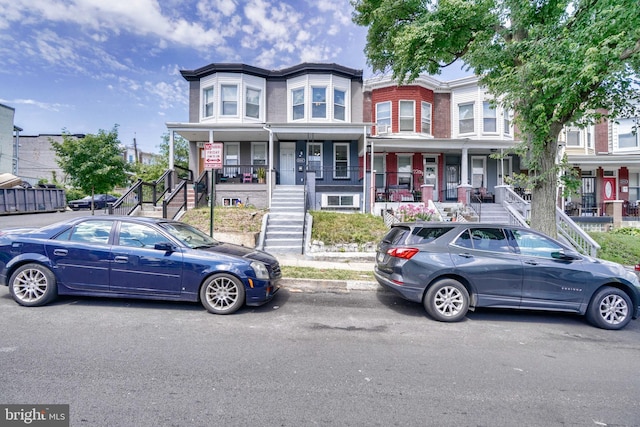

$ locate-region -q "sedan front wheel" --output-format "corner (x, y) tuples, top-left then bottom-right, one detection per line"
(200, 273), (246, 315)
(423, 278), (469, 322)
(586, 287), (632, 330)
(9, 263), (58, 307)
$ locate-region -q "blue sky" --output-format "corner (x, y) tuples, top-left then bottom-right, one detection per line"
(0, 0), (470, 153)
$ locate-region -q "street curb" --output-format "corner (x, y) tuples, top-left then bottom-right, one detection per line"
(279, 278), (380, 292)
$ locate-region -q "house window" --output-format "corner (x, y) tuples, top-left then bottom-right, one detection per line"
(618, 118), (640, 149)
(397, 155), (412, 189)
(421, 102), (432, 135)
(312, 87), (327, 118)
(245, 87), (261, 119)
(334, 143), (349, 179)
(483, 101), (496, 133)
(327, 195), (355, 207)
(203, 87), (214, 118)
(224, 142), (239, 177)
(251, 142), (266, 166)
(307, 143), (323, 178)
(504, 109), (511, 135)
(399, 100), (415, 132)
(334, 89), (346, 121)
(221, 84), (237, 116)
(459, 103), (475, 134)
(566, 130), (581, 146)
(292, 88), (304, 120)
(376, 101), (391, 133)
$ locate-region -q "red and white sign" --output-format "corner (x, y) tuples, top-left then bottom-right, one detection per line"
(204, 142), (223, 170)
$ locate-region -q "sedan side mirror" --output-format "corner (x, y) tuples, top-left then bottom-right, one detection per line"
(154, 242), (175, 253)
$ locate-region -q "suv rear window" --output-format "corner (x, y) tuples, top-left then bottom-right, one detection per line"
(382, 226), (411, 245)
(406, 226), (454, 244)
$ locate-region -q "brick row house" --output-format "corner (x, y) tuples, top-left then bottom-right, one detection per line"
(166, 61), (640, 219)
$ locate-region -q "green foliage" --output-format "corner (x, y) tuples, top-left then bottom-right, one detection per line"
(310, 211), (387, 245)
(51, 125), (129, 195)
(157, 133), (189, 170)
(591, 229), (640, 266)
(352, 0), (640, 236)
(65, 188), (85, 202)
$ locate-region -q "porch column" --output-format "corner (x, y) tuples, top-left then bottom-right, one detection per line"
(169, 130), (175, 170)
(458, 146), (472, 204)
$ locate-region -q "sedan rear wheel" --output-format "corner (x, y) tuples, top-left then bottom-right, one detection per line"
(586, 287), (632, 330)
(9, 263), (57, 307)
(424, 278), (469, 322)
(200, 273), (246, 315)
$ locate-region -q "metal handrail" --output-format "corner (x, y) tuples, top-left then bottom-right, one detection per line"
(556, 207), (601, 257)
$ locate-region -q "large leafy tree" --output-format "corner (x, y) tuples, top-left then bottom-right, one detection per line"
(353, 0), (640, 236)
(52, 125), (129, 210)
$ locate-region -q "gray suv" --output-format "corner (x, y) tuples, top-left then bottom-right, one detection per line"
(375, 222), (640, 330)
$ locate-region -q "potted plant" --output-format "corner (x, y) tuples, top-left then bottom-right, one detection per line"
(257, 167), (266, 184)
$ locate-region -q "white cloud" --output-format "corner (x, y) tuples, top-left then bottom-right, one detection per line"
(0, 97), (66, 112)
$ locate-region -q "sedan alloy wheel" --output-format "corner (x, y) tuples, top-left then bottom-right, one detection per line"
(9, 263), (57, 307)
(200, 273), (246, 314)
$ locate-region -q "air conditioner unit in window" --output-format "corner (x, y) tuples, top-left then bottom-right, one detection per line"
(377, 125), (389, 135)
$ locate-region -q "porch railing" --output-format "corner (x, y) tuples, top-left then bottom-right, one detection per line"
(556, 208), (601, 257)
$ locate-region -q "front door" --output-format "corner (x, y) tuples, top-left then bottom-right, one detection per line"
(280, 142), (296, 185)
(424, 156), (438, 201)
(446, 165), (459, 201)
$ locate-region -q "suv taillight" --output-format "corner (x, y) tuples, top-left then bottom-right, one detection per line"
(388, 247), (419, 259)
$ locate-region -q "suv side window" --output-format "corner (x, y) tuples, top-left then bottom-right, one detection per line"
(407, 227), (454, 244)
(511, 229), (562, 258)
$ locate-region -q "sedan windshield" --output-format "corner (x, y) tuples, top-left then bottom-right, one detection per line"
(159, 221), (219, 249)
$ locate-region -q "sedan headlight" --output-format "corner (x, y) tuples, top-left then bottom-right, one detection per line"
(250, 261), (270, 280)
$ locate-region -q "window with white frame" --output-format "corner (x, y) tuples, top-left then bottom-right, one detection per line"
(459, 103), (475, 134)
(376, 101), (391, 133)
(245, 87), (261, 119)
(397, 155), (412, 189)
(618, 118), (640, 149)
(399, 100), (415, 132)
(483, 101), (496, 133)
(566, 129), (581, 146)
(421, 102), (432, 135)
(251, 142), (267, 166)
(224, 142), (239, 177)
(221, 84), (238, 116)
(503, 109), (511, 135)
(307, 143), (323, 178)
(203, 87), (214, 118)
(292, 88), (304, 120)
(334, 143), (349, 179)
(334, 88), (346, 121)
(312, 87), (327, 118)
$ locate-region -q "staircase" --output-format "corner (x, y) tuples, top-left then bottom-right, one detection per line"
(474, 202), (511, 224)
(262, 185), (306, 254)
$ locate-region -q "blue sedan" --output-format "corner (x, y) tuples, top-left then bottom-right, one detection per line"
(0, 216), (281, 314)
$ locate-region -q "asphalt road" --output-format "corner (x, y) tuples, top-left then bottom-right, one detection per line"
(0, 287), (638, 426)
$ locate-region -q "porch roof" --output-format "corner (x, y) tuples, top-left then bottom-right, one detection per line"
(165, 121), (371, 143)
(568, 154), (640, 169)
(364, 136), (518, 155)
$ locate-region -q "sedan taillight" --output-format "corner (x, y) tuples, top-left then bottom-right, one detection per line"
(387, 247), (419, 259)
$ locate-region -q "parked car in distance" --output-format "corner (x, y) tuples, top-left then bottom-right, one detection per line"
(68, 194), (118, 210)
(375, 222), (640, 330)
(0, 216), (281, 314)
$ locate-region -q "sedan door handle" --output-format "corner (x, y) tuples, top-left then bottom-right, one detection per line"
(114, 256), (129, 263)
(458, 253), (474, 258)
(53, 249), (68, 256)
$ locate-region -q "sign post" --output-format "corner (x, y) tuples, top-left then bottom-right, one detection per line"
(204, 142), (223, 237)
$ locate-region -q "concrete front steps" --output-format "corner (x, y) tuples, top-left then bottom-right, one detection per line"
(262, 185), (306, 254)
(475, 202), (511, 224)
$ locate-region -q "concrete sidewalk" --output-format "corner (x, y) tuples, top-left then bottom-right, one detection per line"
(275, 252), (379, 293)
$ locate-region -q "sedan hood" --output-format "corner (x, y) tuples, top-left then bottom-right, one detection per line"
(200, 242), (278, 264)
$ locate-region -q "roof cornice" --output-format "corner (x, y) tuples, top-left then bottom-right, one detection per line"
(181, 62), (363, 82)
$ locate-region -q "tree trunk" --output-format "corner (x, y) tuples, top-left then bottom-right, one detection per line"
(529, 131), (562, 237)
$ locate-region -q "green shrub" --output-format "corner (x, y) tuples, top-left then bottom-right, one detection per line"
(590, 230), (640, 265)
(310, 211), (387, 245)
